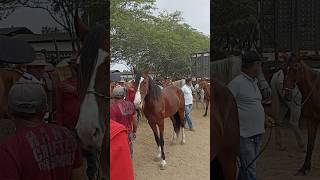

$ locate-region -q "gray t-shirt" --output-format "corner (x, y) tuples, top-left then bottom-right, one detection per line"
(227, 72), (265, 138)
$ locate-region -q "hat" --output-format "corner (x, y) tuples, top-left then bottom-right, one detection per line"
(26, 53), (50, 66)
(119, 77), (125, 83)
(241, 51), (265, 64)
(8, 78), (47, 114)
(112, 86), (125, 98)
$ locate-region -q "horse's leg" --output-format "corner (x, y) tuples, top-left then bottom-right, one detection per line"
(148, 121), (161, 160)
(218, 152), (238, 180)
(169, 116), (177, 145)
(178, 109), (186, 145)
(159, 120), (166, 170)
(203, 99), (209, 117)
(295, 118), (319, 176)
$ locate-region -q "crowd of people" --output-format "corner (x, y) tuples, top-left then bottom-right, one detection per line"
(0, 49), (207, 180)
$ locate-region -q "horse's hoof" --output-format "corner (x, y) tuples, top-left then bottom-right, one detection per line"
(160, 161), (167, 170)
(181, 140), (186, 145)
(153, 157), (160, 162)
(203, 114), (207, 117)
(170, 142), (176, 146)
(160, 165), (167, 170)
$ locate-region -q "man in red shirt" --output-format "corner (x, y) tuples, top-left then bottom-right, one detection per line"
(110, 86), (137, 158)
(0, 79), (83, 180)
(110, 120), (134, 180)
(56, 61), (80, 131)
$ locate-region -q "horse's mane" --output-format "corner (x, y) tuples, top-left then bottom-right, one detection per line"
(78, 25), (107, 102)
(135, 72), (161, 100)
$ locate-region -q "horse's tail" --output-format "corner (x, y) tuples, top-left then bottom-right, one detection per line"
(173, 112), (182, 135)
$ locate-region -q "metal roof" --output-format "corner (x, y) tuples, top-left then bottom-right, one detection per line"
(0, 27), (33, 36)
(13, 33), (73, 43)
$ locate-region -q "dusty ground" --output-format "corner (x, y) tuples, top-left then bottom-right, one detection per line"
(257, 127), (320, 180)
(132, 106), (210, 180)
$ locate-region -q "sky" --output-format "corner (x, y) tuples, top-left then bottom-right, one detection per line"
(0, 0), (210, 71)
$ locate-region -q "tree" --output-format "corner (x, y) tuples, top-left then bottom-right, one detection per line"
(111, 0), (209, 78)
(0, 0), (18, 21)
(17, 0), (108, 52)
(212, 0), (257, 54)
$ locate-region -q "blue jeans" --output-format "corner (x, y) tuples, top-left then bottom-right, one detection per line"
(238, 134), (262, 180)
(128, 131), (134, 158)
(185, 104), (193, 129)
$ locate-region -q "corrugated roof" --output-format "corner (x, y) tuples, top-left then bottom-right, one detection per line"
(13, 33), (73, 42)
(0, 27), (33, 36)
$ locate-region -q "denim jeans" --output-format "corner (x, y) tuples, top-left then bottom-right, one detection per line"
(128, 131), (134, 158)
(185, 104), (193, 129)
(238, 134), (262, 180)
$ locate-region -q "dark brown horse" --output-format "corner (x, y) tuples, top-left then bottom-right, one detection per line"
(133, 69), (186, 170)
(74, 11), (109, 180)
(199, 79), (210, 117)
(283, 55), (320, 176)
(211, 79), (240, 180)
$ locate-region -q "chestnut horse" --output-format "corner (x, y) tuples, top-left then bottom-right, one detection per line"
(283, 55), (320, 176)
(133, 69), (186, 170)
(199, 79), (210, 117)
(211, 78), (240, 180)
(73, 11), (109, 180)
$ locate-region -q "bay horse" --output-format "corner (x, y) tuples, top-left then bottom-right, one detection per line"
(199, 79), (210, 117)
(133, 69), (186, 170)
(283, 55), (320, 176)
(211, 78), (240, 180)
(73, 11), (109, 180)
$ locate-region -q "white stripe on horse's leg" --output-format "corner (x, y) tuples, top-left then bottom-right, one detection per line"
(181, 127), (186, 144)
(157, 146), (161, 159)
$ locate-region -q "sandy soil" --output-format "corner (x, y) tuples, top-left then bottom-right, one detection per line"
(132, 106), (210, 180)
(257, 127), (320, 180)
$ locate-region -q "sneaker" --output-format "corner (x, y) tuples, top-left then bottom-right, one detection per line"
(190, 128), (195, 132)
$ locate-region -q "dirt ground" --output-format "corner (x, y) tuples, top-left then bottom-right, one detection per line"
(257, 127), (320, 180)
(132, 105), (210, 180)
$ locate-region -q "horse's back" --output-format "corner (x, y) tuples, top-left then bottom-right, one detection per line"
(161, 85), (184, 116)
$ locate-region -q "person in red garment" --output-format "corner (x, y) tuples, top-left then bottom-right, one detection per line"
(55, 61), (80, 131)
(110, 86), (137, 158)
(110, 119), (134, 180)
(126, 80), (135, 103)
(0, 79), (84, 180)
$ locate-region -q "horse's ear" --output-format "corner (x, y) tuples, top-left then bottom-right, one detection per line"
(74, 9), (89, 43)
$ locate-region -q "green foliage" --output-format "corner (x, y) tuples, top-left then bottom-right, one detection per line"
(111, 0), (209, 78)
(212, 0), (257, 53)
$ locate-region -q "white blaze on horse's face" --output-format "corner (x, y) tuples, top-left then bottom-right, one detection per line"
(134, 77), (144, 109)
(76, 48), (108, 150)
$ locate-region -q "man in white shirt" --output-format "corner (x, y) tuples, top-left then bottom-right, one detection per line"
(181, 78), (195, 131)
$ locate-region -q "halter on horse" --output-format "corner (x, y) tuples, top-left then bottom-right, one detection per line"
(74, 11), (109, 179)
(283, 55), (320, 176)
(133, 68), (186, 170)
